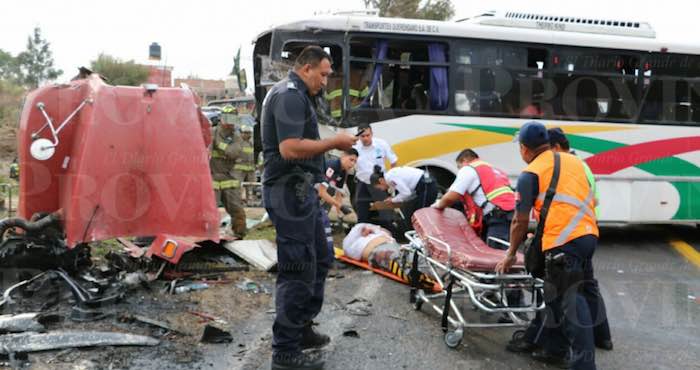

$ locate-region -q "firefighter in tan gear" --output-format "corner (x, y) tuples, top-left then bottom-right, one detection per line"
(233, 124), (255, 203)
(210, 105), (247, 238)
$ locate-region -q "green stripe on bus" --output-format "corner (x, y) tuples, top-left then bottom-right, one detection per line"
(440, 122), (700, 220)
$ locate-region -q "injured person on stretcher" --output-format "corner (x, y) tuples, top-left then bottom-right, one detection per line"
(342, 223), (435, 289)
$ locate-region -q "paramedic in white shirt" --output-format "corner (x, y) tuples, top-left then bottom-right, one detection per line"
(342, 223), (433, 288)
(353, 123), (398, 225)
(369, 165), (438, 223)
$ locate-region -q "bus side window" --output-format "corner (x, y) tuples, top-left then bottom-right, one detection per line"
(454, 42), (542, 116)
(692, 80), (700, 123)
(550, 50), (639, 122)
(641, 53), (700, 125)
(349, 37), (448, 112)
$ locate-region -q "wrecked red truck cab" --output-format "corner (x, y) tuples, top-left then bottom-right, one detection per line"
(14, 74), (219, 263)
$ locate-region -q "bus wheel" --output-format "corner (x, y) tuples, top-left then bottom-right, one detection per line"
(420, 166), (454, 199)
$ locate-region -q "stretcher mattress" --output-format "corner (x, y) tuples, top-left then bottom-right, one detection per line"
(412, 208), (525, 272)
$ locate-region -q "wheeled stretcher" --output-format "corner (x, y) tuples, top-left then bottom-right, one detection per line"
(404, 208), (544, 348)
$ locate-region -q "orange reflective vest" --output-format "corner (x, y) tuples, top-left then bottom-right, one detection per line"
(525, 151), (599, 251)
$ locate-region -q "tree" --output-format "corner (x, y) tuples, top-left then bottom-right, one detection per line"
(0, 49), (22, 82)
(90, 54), (150, 86)
(230, 47), (241, 77)
(16, 27), (63, 88)
(364, 0), (455, 21)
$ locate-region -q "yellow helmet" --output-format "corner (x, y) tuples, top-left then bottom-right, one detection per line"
(220, 105), (239, 125)
(221, 105), (238, 114)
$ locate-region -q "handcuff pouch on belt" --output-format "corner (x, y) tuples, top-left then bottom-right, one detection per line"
(289, 167), (314, 203)
(544, 251), (584, 303)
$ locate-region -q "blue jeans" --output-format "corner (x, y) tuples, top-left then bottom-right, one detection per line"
(263, 182), (333, 356)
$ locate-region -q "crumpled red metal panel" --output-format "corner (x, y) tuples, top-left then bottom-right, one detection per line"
(412, 208), (524, 272)
(18, 75), (219, 246)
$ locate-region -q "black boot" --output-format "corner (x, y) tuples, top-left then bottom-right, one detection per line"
(506, 330), (538, 353)
(271, 352), (324, 370)
(300, 322), (330, 350)
(596, 339), (613, 351)
(531, 348), (572, 369)
(506, 337), (538, 353)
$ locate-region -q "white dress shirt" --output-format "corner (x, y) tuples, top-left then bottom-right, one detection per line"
(354, 137), (398, 184)
(385, 167), (424, 203)
(448, 165), (494, 214)
(342, 223), (394, 260)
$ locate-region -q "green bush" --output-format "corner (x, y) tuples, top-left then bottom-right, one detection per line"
(91, 54), (150, 86)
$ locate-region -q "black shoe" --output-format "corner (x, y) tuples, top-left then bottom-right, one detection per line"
(498, 313), (529, 324)
(506, 330), (538, 353)
(596, 339), (613, 351)
(531, 349), (571, 369)
(271, 352), (324, 370)
(506, 337), (538, 353)
(300, 322), (330, 350)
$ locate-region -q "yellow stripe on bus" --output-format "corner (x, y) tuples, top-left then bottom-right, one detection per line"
(394, 130), (510, 166)
(392, 123), (635, 167)
(556, 124), (637, 134)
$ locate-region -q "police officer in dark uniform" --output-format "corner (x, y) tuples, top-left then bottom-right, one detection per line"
(261, 45), (357, 370)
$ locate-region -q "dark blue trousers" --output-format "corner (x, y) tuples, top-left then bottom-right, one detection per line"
(523, 237), (611, 355)
(542, 235), (598, 370)
(482, 210), (513, 250)
(263, 183), (333, 356)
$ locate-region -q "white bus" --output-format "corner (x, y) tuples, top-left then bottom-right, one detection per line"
(252, 10), (700, 224)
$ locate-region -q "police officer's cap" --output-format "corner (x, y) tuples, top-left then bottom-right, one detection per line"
(518, 121), (549, 149)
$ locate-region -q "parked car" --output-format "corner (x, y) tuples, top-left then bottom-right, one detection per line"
(201, 106), (221, 126)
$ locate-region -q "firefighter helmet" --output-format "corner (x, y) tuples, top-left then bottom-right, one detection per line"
(220, 105), (239, 125)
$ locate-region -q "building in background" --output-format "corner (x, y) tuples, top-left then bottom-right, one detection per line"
(173, 78), (225, 102)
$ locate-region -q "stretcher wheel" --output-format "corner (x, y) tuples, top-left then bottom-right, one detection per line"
(413, 289), (424, 311)
(444, 329), (463, 348)
(413, 299), (423, 311)
(511, 330), (525, 342)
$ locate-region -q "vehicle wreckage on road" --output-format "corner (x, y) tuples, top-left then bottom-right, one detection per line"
(3, 72), (220, 271)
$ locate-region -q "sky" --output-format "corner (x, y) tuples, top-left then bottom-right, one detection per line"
(2, 0), (698, 84)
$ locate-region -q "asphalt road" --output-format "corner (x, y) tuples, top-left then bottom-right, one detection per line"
(202, 224), (700, 370)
